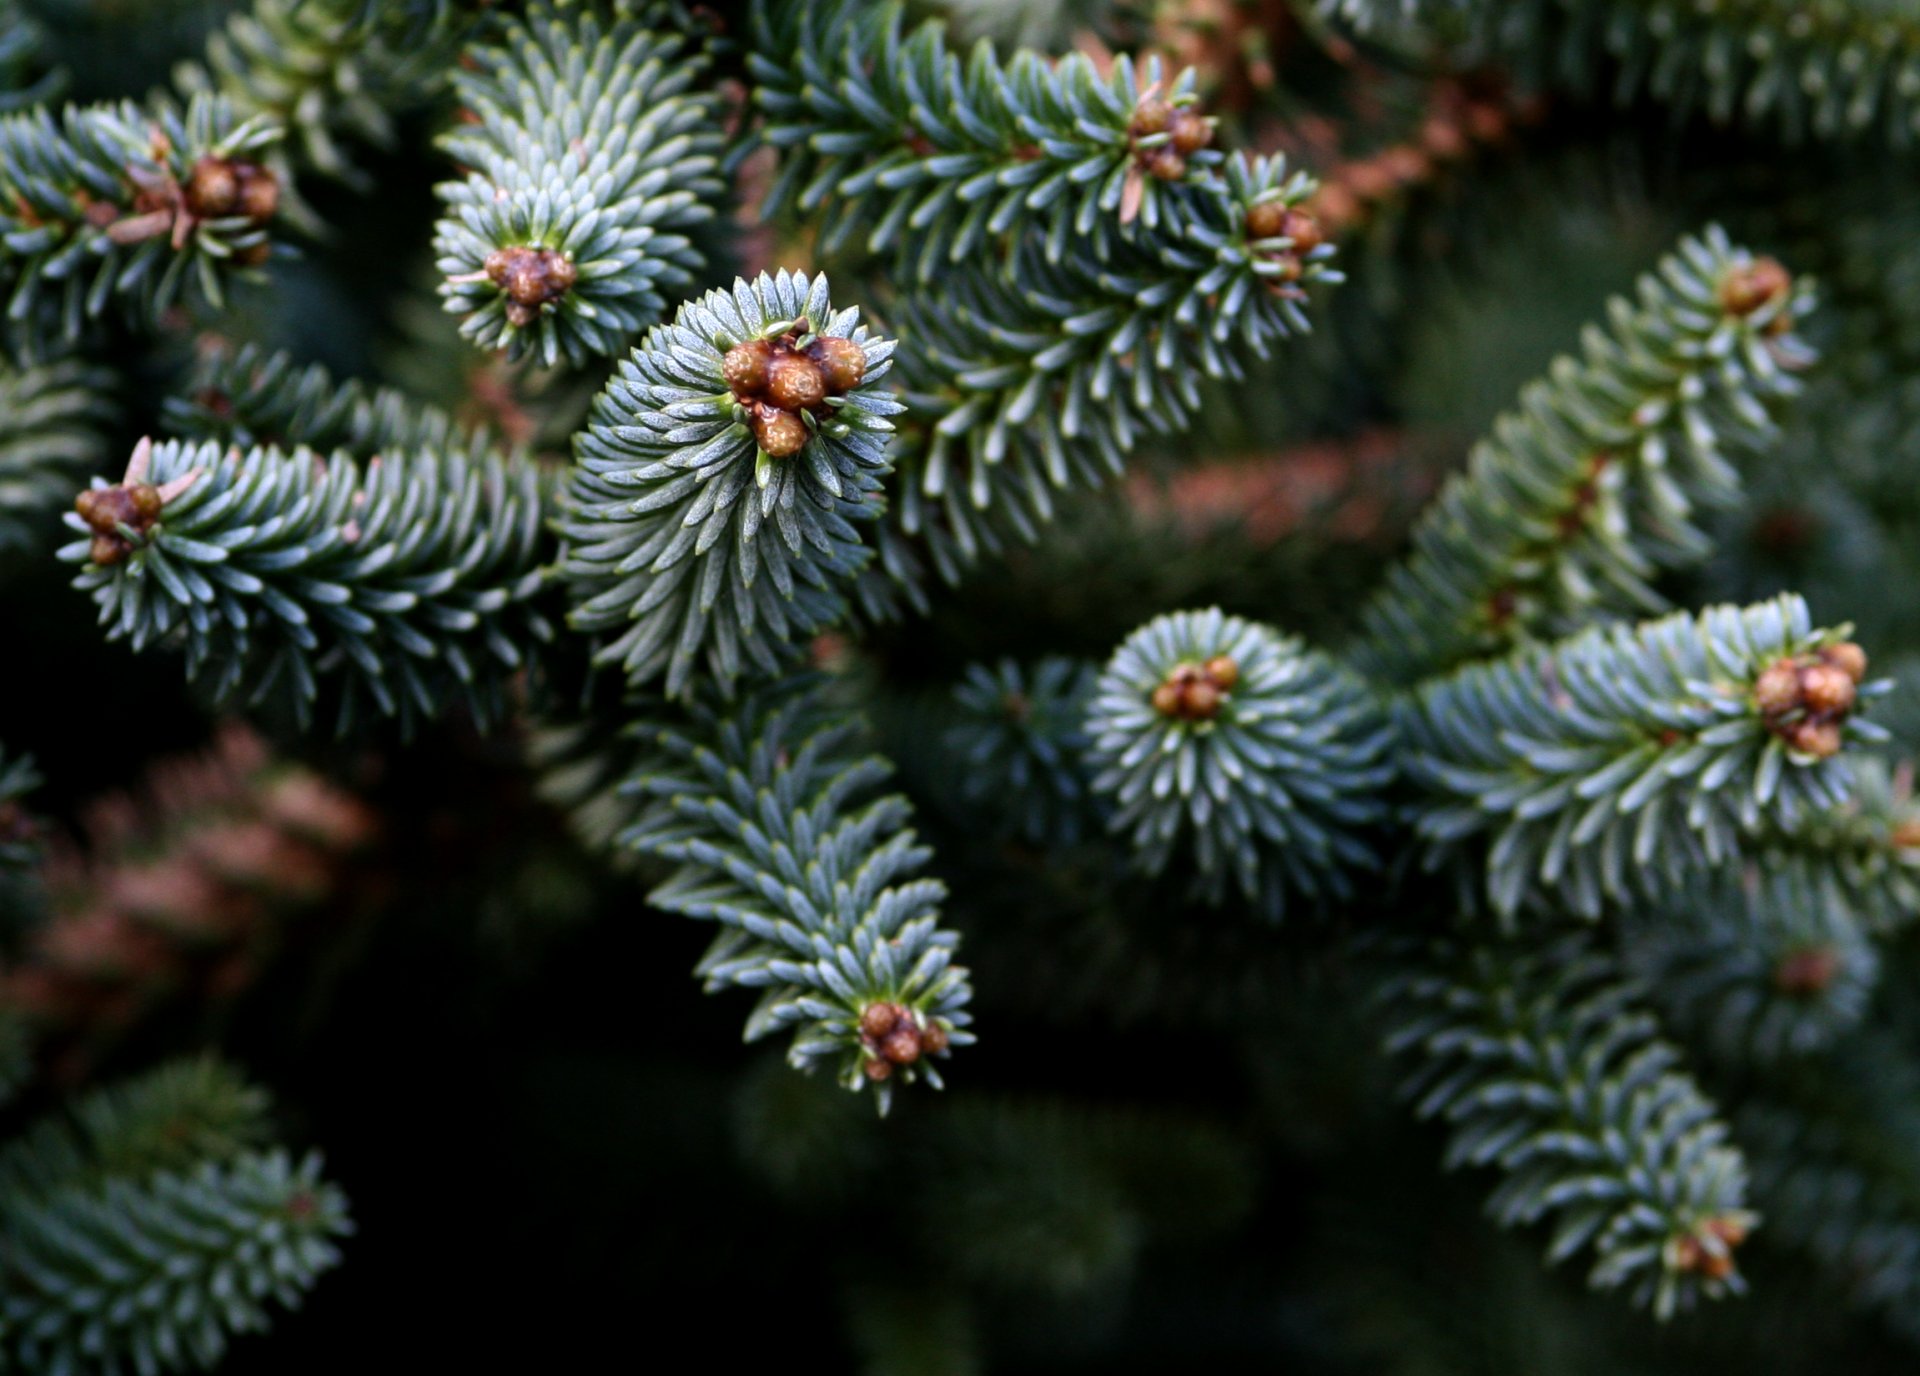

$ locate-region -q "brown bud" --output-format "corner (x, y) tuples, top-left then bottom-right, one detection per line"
(765, 351), (826, 411)
(1130, 97), (1171, 136)
(1787, 718), (1843, 759)
(805, 336), (867, 394)
(1719, 257), (1791, 318)
(1143, 146), (1187, 181)
(485, 245), (576, 311)
(1277, 207), (1324, 254)
(1151, 681), (1182, 717)
(751, 403), (809, 458)
(1182, 679), (1222, 720)
(919, 1022), (950, 1055)
(233, 162), (278, 223)
(880, 1024), (922, 1065)
(1799, 663), (1857, 716)
(862, 1057), (892, 1082)
(90, 533), (125, 566)
(1203, 655), (1239, 690)
(1166, 106), (1213, 155)
(723, 338), (774, 398)
(1705, 1216), (1750, 1249)
(1893, 819), (1920, 851)
(858, 1002), (900, 1040)
(1244, 200), (1288, 241)
(233, 240), (271, 267)
(1820, 641), (1868, 685)
(1753, 661), (1802, 717)
(184, 156), (239, 217)
(1774, 945), (1842, 996)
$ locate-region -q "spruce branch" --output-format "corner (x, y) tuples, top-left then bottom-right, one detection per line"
(0, 1057), (272, 1205)
(1381, 930), (1753, 1318)
(0, 356), (115, 558)
(1085, 608), (1395, 918)
(619, 681), (973, 1110)
(0, 94), (282, 346)
(947, 657), (1103, 848)
(1357, 228), (1815, 687)
(1759, 755), (1920, 931)
(1623, 860), (1880, 1063)
(0, 1149), (350, 1375)
(748, 0), (1230, 272)
(1330, 0), (1920, 146)
(62, 436), (553, 733)
(877, 154), (1337, 599)
(1401, 596), (1885, 918)
(559, 270), (902, 697)
(175, 0), (456, 186)
(164, 340), (496, 461)
(434, 0), (726, 365)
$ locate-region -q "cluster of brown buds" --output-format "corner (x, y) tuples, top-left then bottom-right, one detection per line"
(106, 140), (278, 264)
(1717, 257), (1793, 333)
(74, 437), (200, 566)
(1244, 199), (1324, 294)
(722, 319), (867, 458)
(857, 1000), (950, 1082)
(1151, 654), (1239, 723)
(1668, 1214), (1751, 1282)
(1129, 92), (1213, 181)
(482, 246), (578, 327)
(1773, 944), (1843, 997)
(1752, 641), (1868, 759)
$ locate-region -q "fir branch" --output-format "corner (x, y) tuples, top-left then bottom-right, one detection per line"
(0, 355), (115, 557)
(0, 94), (282, 346)
(1381, 930), (1753, 1318)
(174, 0), (455, 185)
(619, 680), (973, 1110)
(62, 436), (553, 733)
(946, 657), (1102, 848)
(876, 154), (1337, 601)
(0, 1057), (272, 1205)
(1331, 0), (1920, 146)
(1623, 860), (1880, 1063)
(559, 270), (902, 697)
(163, 340), (496, 461)
(434, 0), (726, 365)
(1085, 608), (1395, 918)
(748, 0), (1230, 272)
(1357, 228), (1815, 687)
(0, 1149), (350, 1375)
(1759, 755), (1920, 931)
(1400, 596), (1884, 919)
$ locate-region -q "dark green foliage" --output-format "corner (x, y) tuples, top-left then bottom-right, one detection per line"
(1086, 608), (1395, 918)
(946, 657), (1101, 847)
(1357, 228), (1814, 687)
(1401, 596), (1882, 918)
(0, 1057), (272, 1203)
(434, 0), (725, 364)
(559, 270), (902, 696)
(1763, 754), (1920, 931)
(1332, 0), (1920, 145)
(619, 681), (972, 1110)
(0, 93), (279, 346)
(0, 2), (61, 114)
(1624, 860), (1880, 1062)
(162, 340), (492, 459)
(1382, 930), (1752, 1317)
(63, 435), (553, 732)
(0, 356), (114, 556)
(0, 743), (38, 872)
(1, 1149), (350, 1375)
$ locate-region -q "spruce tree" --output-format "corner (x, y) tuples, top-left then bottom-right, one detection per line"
(9, 1), (1920, 1373)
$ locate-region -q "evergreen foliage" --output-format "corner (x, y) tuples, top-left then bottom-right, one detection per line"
(1381, 930), (1753, 1318)
(0, 93), (280, 346)
(619, 681), (973, 1111)
(0, 743), (38, 872)
(1329, 0), (1920, 145)
(434, 0), (726, 365)
(945, 657), (1101, 848)
(0, 355), (114, 556)
(1357, 228), (1814, 686)
(1400, 595), (1885, 918)
(1086, 607), (1395, 917)
(558, 269), (901, 696)
(62, 435), (552, 732)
